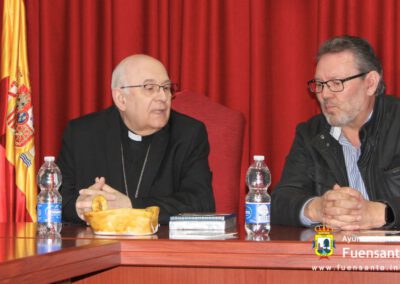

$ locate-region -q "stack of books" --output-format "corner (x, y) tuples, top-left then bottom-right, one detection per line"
(169, 213), (237, 240)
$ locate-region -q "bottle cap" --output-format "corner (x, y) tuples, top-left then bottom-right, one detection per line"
(44, 156), (55, 162)
(253, 155), (265, 161)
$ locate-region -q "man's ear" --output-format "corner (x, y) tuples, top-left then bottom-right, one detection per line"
(366, 70), (380, 96)
(112, 88), (126, 111)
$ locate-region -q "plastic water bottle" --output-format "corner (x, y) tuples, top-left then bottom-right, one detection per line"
(36, 235), (62, 254)
(245, 155), (271, 236)
(37, 156), (62, 235)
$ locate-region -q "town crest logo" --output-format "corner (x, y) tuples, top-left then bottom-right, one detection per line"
(312, 224), (335, 259)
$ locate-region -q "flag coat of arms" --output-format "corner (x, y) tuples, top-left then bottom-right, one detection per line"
(312, 225), (336, 258)
(0, 0), (37, 222)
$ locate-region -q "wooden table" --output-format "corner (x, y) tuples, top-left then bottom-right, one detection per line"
(1, 223), (400, 283)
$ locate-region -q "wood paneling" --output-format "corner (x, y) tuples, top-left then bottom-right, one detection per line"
(2, 224), (400, 283)
(73, 266), (400, 284)
(0, 239), (120, 283)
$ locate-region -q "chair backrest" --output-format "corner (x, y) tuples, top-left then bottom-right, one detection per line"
(172, 91), (245, 214)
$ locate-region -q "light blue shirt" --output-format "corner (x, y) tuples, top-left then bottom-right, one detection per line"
(300, 113), (372, 226)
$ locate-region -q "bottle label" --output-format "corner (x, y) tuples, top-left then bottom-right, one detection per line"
(245, 202), (270, 224)
(37, 203), (62, 223)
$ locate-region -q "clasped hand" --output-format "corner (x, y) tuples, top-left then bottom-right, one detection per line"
(75, 177), (132, 222)
(305, 184), (386, 230)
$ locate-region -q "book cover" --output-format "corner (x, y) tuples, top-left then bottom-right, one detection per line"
(169, 229), (238, 240)
(169, 213), (236, 230)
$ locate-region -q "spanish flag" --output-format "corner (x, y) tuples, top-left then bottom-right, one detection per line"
(0, 0), (36, 222)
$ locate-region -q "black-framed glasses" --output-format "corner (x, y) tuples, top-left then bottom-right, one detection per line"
(307, 72), (369, 94)
(120, 83), (178, 96)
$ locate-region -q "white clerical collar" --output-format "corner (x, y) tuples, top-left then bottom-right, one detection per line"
(128, 130), (142, 141)
(329, 111), (373, 141)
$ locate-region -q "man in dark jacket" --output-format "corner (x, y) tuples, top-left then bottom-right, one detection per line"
(272, 35), (400, 230)
(59, 54), (215, 225)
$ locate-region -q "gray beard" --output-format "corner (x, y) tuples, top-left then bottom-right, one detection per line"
(324, 112), (356, 127)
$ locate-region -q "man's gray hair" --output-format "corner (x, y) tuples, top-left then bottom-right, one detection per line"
(317, 35), (385, 96)
(111, 59), (129, 89)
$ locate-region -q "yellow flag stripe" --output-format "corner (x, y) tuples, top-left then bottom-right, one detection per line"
(1, 0), (37, 222)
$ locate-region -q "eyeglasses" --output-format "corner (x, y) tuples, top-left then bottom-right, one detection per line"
(120, 83), (178, 96)
(307, 72), (369, 94)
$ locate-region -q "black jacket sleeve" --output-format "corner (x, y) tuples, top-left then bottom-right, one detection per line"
(58, 123), (84, 224)
(271, 124), (318, 226)
(133, 123), (215, 224)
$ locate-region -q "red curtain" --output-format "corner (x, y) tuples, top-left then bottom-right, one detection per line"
(1, 0), (399, 218)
